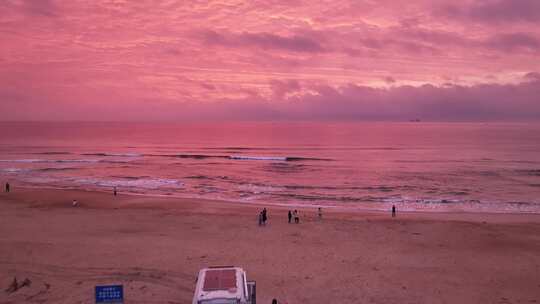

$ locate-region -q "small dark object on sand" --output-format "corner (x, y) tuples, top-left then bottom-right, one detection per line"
(5, 277), (30, 294)
(5, 277), (18, 293)
(21, 278), (31, 288)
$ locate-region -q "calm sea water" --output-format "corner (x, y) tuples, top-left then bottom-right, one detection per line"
(1, 122), (539, 213)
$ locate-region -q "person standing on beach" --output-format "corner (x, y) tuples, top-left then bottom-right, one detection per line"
(262, 208), (267, 225)
(272, 299), (278, 304)
(288, 210), (292, 223)
(318, 207), (322, 219)
(113, 186), (117, 196)
(258, 211), (263, 226)
(294, 210), (299, 224)
(392, 205), (396, 217)
(5, 182), (10, 193)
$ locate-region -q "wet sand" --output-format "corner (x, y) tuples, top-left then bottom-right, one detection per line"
(1, 189), (540, 303)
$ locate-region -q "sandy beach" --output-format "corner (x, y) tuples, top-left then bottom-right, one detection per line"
(1, 189), (540, 304)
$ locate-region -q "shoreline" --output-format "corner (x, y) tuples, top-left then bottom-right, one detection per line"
(6, 184), (540, 219)
(0, 187), (540, 223)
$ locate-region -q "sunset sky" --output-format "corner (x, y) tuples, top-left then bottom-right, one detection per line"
(1, 0), (539, 121)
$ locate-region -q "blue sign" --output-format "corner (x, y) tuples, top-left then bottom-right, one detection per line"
(95, 285), (123, 303)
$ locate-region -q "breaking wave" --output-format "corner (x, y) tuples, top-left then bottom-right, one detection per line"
(34, 152), (72, 155)
(81, 152), (142, 157)
(0, 159), (132, 164)
(1, 168), (31, 173)
(24, 176), (184, 190)
(230, 155), (330, 161)
(145, 154), (228, 159)
(37, 167), (78, 172)
(146, 154), (330, 161)
(75, 177), (183, 189)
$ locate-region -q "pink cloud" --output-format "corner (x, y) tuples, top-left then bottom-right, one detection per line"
(2, 75), (539, 122)
(440, 0), (540, 23)
(485, 33), (540, 51)
(1, 0), (58, 17)
(270, 79), (302, 99)
(282, 79), (540, 121)
(0, 0), (540, 122)
(200, 30), (326, 53)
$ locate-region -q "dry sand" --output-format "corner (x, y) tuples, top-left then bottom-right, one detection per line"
(1, 189), (540, 304)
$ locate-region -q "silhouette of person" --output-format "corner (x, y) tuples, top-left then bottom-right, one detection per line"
(262, 208), (267, 225)
(113, 186), (117, 196)
(288, 210), (292, 223)
(318, 207), (322, 219)
(258, 212), (263, 226)
(5, 182), (10, 193)
(392, 205), (396, 218)
(294, 210), (299, 224)
(272, 299), (278, 304)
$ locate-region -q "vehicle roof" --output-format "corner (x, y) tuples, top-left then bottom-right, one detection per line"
(193, 267), (246, 302)
(203, 269), (237, 291)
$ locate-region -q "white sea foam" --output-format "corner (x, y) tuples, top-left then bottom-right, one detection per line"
(237, 183), (285, 194)
(16, 173), (183, 191)
(82, 152), (142, 157)
(1, 168), (31, 173)
(108, 153), (141, 157)
(0, 159), (132, 164)
(74, 177), (183, 189)
(0, 159), (44, 163)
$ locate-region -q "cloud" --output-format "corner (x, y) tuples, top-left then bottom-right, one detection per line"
(199, 27), (448, 57)
(280, 80), (540, 121)
(372, 26), (540, 55)
(198, 24), (540, 59)
(2, 75), (539, 122)
(440, 0), (540, 23)
(524, 72), (540, 81)
(200, 29), (326, 53)
(485, 32), (540, 51)
(26, 0), (57, 16)
(3, 0), (59, 17)
(383, 76), (396, 84)
(201, 83), (216, 90)
(270, 79), (301, 99)
(1, 0), (540, 122)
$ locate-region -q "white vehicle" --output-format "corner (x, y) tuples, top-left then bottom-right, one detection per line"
(192, 266), (256, 304)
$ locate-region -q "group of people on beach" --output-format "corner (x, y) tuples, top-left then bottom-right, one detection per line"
(258, 207), (327, 226)
(259, 204), (396, 226)
(287, 210), (300, 223)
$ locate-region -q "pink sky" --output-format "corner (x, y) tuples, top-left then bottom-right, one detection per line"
(1, 0), (539, 121)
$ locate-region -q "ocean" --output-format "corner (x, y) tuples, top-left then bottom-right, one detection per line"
(1, 121), (539, 213)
